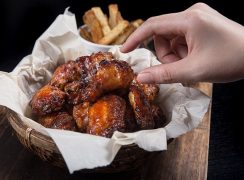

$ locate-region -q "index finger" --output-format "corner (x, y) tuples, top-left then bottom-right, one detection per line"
(120, 12), (187, 53)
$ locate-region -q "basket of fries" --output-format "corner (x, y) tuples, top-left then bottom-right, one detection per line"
(79, 4), (144, 53)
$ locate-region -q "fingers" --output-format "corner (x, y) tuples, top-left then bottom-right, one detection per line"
(171, 36), (188, 58)
(154, 35), (180, 63)
(136, 58), (193, 84)
(120, 13), (186, 53)
(154, 35), (187, 63)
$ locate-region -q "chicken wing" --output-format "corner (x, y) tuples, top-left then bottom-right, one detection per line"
(87, 95), (126, 138)
(50, 60), (81, 90)
(79, 60), (134, 103)
(38, 111), (77, 131)
(128, 84), (155, 129)
(63, 53), (117, 104)
(30, 85), (66, 116)
(131, 77), (159, 102)
(75, 52), (114, 80)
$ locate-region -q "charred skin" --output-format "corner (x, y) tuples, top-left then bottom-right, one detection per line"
(139, 83), (159, 102)
(124, 102), (138, 132)
(151, 104), (168, 128)
(64, 80), (86, 105)
(87, 95), (126, 138)
(129, 84), (155, 129)
(50, 60), (81, 90)
(80, 60), (134, 103)
(131, 77), (159, 102)
(65, 52), (117, 105)
(50, 52), (114, 91)
(38, 111), (77, 131)
(30, 85), (66, 116)
(75, 55), (91, 81)
(75, 52), (114, 80)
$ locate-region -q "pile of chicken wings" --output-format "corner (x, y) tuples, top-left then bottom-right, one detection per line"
(30, 52), (167, 138)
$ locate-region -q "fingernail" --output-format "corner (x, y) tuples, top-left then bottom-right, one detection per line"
(137, 72), (153, 83)
(119, 45), (125, 53)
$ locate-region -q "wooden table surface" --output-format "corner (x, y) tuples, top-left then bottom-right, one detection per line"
(0, 83), (212, 180)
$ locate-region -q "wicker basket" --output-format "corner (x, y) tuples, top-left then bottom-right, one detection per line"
(6, 108), (163, 173)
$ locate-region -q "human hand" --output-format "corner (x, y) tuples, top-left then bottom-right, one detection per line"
(120, 3), (244, 84)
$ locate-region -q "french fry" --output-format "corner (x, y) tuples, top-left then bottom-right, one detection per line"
(104, 14), (109, 24)
(131, 19), (144, 28)
(79, 27), (92, 41)
(98, 20), (129, 45)
(113, 23), (136, 45)
(83, 10), (103, 43)
(116, 12), (124, 26)
(108, 4), (117, 28)
(108, 4), (124, 29)
(82, 4), (143, 45)
(92, 7), (111, 35)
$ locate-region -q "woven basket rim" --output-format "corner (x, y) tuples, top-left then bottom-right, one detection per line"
(5, 107), (171, 173)
(8, 109), (53, 142)
(7, 109), (139, 148)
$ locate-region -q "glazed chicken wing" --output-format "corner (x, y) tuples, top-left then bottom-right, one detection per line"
(73, 98), (137, 134)
(38, 111), (77, 131)
(30, 85), (66, 116)
(50, 60), (81, 90)
(64, 53), (118, 104)
(128, 78), (167, 129)
(51, 52), (114, 91)
(78, 60), (134, 103)
(132, 77), (159, 102)
(95, 60), (134, 90)
(75, 52), (114, 80)
(87, 95), (126, 138)
(128, 84), (155, 129)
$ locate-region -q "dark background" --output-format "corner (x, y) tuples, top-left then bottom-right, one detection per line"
(1, 0), (244, 179)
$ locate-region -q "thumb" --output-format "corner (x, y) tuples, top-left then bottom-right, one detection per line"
(137, 59), (192, 84)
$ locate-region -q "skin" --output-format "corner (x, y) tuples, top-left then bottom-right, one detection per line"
(120, 3), (244, 84)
